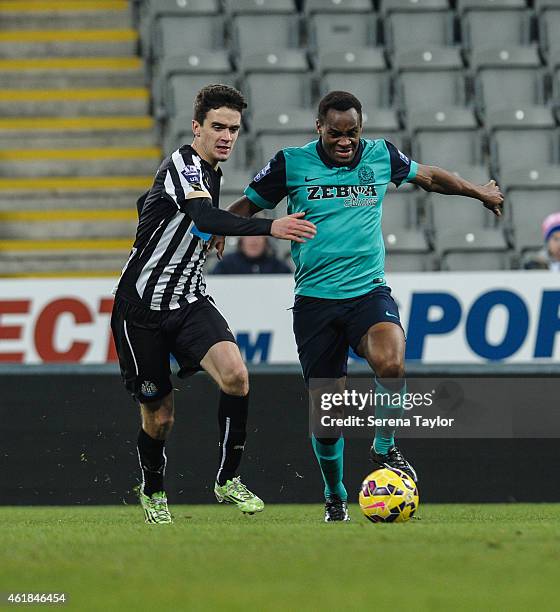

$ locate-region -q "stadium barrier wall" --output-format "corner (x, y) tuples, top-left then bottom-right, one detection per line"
(0, 272), (559, 365)
(2, 368), (559, 505)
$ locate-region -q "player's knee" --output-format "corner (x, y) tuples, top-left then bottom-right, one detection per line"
(376, 358), (404, 380)
(220, 363), (249, 396)
(146, 411), (174, 438)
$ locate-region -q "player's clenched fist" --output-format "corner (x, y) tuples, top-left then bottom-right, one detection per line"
(271, 212), (317, 243)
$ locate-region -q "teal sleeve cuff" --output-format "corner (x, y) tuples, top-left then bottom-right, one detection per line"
(406, 160), (418, 182)
(244, 185), (276, 210)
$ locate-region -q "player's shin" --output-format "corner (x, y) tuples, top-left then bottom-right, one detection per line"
(372, 378), (406, 454)
(311, 436), (347, 501)
(216, 391), (248, 485)
(137, 428), (167, 496)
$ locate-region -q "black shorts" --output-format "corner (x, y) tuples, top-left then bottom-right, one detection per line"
(111, 294), (235, 403)
(292, 285), (404, 384)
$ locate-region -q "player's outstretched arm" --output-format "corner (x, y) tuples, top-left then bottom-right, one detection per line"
(227, 195), (317, 243)
(411, 164), (504, 217)
(185, 196), (315, 241)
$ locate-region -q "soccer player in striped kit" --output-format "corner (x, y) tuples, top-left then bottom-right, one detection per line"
(111, 85), (316, 523)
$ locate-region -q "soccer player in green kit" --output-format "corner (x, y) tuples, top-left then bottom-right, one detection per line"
(225, 91), (504, 521)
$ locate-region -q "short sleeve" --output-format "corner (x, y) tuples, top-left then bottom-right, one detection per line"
(164, 149), (211, 209)
(244, 150), (288, 210)
(385, 140), (418, 188)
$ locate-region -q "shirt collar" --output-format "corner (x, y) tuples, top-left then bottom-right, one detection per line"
(185, 144), (223, 177)
(316, 138), (364, 170)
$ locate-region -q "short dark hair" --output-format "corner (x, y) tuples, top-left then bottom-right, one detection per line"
(317, 91), (362, 125)
(193, 84), (247, 124)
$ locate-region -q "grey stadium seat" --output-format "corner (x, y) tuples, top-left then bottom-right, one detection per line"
(361, 109), (403, 149)
(240, 51), (312, 116)
(307, 12), (377, 54)
(225, 0), (295, 14)
(427, 165), (494, 233)
(472, 47), (545, 116)
(382, 184), (432, 272)
(552, 52), (560, 107)
(458, 0), (532, 52)
(383, 184), (433, 272)
(385, 252), (434, 272)
(440, 247), (512, 271)
(394, 48), (467, 114)
(381, 0), (454, 55)
(152, 15), (225, 61)
(487, 108), (558, 176)
(536, 0), (560, 59)
(502, 167), (560, 254)
(231, 12), (300, 58)
(140, 0), (221, 59)
(251, 110), (317, 168)
(154, 51), (232, 118)
(382, 184), (420, 232)
(426, 166), (509, 264)
(319, 48), (391, 109)
(409, 108), (484, 169)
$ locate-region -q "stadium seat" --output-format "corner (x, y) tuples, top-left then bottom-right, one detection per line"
(153, 51), (232, 119)
(383, 183), (419, 231)
(458, 0), (532, 52)
(240, 51), (312, 116)
(225, 0), (295, 13)
(426, 166), (508, 261)
(551, 52), (560, 106)
(361, 109), (403, 149)
(382, 185), (433, 272)
(486, 108), (558, 176)
(230, 10), (301, 59)
(318, 48), (391, 109)
(381, 0), (454, 55)
(535, 0), (560, 60)
(152, 15), (225, 61)
(307, 8), (377, 54)
(502, 167), (560, 254)
(251, 109), (317, 167)
(440, 246), (512, 271)
(472, 47), (545, 116)
(140, 0), (221, 59)
(305, 0), (373, 14)
(394, 48), (467, 114)
(409, 108), (484, 169)
(385, 251), (434, 272)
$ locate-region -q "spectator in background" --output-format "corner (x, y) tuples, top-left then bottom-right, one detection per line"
(524, 212), (560, 271)
(212, 235), (291, 274)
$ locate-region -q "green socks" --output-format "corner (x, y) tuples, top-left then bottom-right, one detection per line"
(311, 436), (347, 501)
(372, 380), (406, 455)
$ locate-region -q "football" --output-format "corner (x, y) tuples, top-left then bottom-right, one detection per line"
(359, 468), (419, 523)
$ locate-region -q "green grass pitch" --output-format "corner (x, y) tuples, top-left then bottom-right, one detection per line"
(1, 504), (559, 611)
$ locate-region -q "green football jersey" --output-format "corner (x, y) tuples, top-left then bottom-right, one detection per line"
(244, 138), (418, 299)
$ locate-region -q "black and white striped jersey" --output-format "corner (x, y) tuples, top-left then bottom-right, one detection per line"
(114, 144), (272, 311)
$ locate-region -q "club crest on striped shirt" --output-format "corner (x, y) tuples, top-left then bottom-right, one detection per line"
(181, 165), (201, 183)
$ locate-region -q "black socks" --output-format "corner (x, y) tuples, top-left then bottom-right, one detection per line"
(216, 391), (249, 486)
(137, 428), (166, 496)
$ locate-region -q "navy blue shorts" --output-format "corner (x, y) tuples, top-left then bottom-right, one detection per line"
(292, 285), (403, 383)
